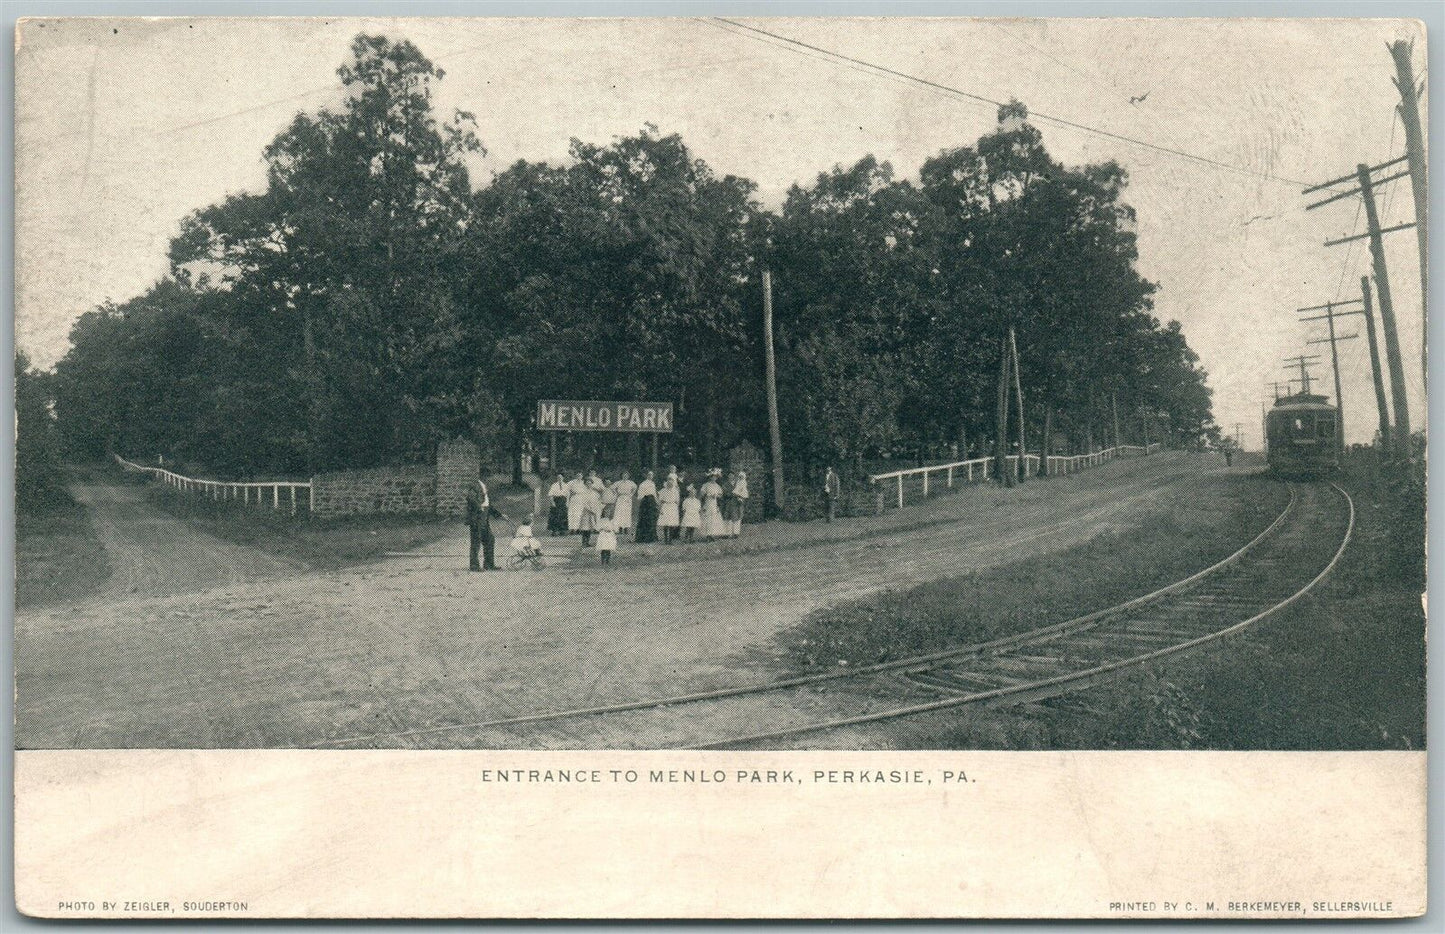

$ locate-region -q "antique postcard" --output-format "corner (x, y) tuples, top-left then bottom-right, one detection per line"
(12, 14), (1428, 918)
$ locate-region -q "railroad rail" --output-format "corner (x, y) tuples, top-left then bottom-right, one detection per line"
(321, 480), (1351, 750)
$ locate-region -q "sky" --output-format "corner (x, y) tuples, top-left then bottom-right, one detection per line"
(14, 15), (1428, 448)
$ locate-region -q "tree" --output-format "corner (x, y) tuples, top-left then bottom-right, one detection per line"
(168, 33), (480, 472)
(454, 127), (764, 477)
(16, 350), (72, 514)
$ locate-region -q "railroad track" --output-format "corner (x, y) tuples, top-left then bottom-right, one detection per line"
(324, 481), (1352, 750)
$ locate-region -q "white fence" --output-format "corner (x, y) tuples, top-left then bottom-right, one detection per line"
(869, 443), (1163, 511)
(114, 454), (313, 514)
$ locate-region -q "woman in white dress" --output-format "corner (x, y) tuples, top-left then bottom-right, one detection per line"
(565, 471), (587, 534)
(657, 476), (681, 543)
(577, 472), (604, 546)
(699, 468), (725, 540)
(611, 470), (637, 534)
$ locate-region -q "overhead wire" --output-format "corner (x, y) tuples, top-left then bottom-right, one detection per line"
(707, 16), (1346, 192)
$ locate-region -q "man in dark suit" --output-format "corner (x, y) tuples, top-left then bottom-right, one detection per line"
(466, 470), (505, 571)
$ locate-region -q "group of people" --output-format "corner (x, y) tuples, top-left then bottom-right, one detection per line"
(546, 466), (750, 558)
(471, 463), (847, 571)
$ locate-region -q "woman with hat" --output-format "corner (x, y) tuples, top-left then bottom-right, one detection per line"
(699, 468), (725, 541)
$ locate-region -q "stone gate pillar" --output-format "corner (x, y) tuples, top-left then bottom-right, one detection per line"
(435, 438), (481, 517)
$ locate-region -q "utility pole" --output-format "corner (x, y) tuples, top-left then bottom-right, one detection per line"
(1009, 326), (1026, 482)
(1304, 159), (1414, 455)
(1389, 39), (1428, 384)
(994, 331), (1013, 486)
(1305, 327), (1358, 456)
(1356, 165), (1412, 453)
(1360, 277), (1392, 451)
(761, 270), (785, 512)
(1299, 294), (1391, 451)
(1284, 355), (1321, 396)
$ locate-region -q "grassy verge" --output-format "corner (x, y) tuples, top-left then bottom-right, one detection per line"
(780, 472), (1290, 671)
(16, 500), (111, 609)
(143, 485), (455, 571)
(848, 456), (1424, 750)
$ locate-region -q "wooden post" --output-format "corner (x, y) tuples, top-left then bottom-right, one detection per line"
(1389, 40), (1428, 384)
(1041, 408), (1053, 477)
(651, 434), (660, 473)
(1361, 276), (1392, 451)
(762, 270), (786, 512)
(922, 469), (929, 498)
(947, 465), (953, 488)
(1009, 326), (1026, 484)
(1357, 163), (1412, 454)
(273, 484), (280, 509)
(897, 474), (904, 509)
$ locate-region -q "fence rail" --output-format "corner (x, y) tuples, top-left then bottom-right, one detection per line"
(868, 442), (1163, 511)
(114, 454), (312, 514)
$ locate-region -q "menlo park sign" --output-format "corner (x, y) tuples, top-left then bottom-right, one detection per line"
(537, 400), (674, 433)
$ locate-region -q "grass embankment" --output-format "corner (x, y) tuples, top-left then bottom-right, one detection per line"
(783, 471), (1289, 671)
(144, 483), (455, 571)
(15, 499), (111, 609)
(816, 455), (1424, 750)
(1059, 455), (1424, 750)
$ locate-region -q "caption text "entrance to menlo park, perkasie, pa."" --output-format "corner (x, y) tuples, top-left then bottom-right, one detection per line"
(537, 400), (674, 432)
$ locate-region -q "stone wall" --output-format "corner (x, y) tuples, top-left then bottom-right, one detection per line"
(434, 438), (481, 518)
(311, 463), (436, 517)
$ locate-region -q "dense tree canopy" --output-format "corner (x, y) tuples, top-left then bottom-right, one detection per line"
(47, 34), (1216, 487)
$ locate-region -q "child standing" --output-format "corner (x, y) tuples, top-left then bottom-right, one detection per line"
(680, 485), (702, 543)
(596, 512), (618, 565)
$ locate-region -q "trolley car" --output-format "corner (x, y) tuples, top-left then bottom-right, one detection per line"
(1265, 392), (1339, 477)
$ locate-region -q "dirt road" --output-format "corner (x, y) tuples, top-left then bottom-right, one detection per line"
(70, 483), (302, 599)
(17, 453), (1229, 748)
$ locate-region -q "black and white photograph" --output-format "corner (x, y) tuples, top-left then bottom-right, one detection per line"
(10, 11), (1431, 919)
